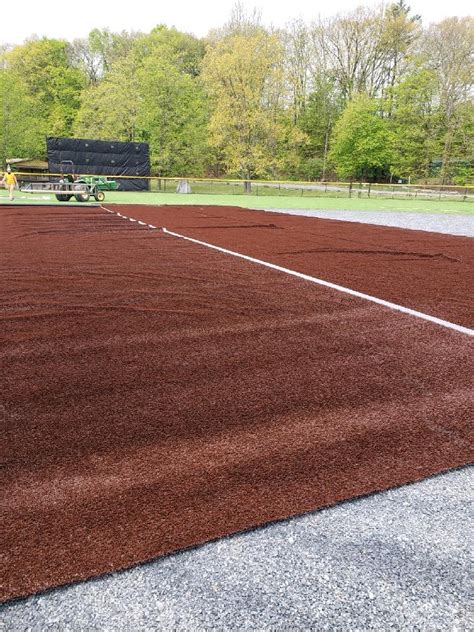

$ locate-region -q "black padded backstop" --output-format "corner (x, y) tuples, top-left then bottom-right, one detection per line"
(47, 137), (150, 191)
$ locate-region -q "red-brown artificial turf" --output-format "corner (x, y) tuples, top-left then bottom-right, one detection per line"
(109, 204), (474, 328)
(1, 204), (473, 602)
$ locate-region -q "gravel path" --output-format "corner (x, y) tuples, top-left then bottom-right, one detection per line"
(262, 209), (474, 237)
(2, 210), (471, 631)
(2, 467), (471, 631)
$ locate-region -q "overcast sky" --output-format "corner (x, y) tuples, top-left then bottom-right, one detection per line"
(1, 0), (472, 45)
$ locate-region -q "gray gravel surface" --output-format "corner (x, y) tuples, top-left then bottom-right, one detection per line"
(2, 210), (472, 631)
(262, 209), (474, 237)
(1, 467), (472, 632)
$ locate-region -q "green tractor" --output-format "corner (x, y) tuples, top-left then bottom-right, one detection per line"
(77, 175), (118, 192)
(55, 161), (115, 202)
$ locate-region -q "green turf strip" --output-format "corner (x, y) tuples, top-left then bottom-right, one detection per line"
(1, 190), (473, 214)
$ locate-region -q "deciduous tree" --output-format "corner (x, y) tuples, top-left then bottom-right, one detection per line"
(388, 66), (440, 179)
(202, 29), (285, 182)
(137, 56), (209, 175)
(421, 17), (474, 182)
(330, 93), (394, 180)
(7, 38), (85, 136)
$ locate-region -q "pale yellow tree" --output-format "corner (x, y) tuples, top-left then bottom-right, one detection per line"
(201, 29), (286, 186)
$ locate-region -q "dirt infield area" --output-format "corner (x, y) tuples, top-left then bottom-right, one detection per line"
(2, 204), (473, 601)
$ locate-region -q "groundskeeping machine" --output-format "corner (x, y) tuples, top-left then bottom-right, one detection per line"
(20, 161), (108, 202)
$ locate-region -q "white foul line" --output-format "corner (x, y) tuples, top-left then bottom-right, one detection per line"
(101, 205), (157, 230)
(99, 205), (473, 337)
(162, 227), (474, 337)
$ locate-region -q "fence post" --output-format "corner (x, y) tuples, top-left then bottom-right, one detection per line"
(348, 182), (352, 198)
(368, 183), (371, 198)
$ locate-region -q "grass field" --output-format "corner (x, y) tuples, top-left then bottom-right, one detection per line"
(2, 189), (474, 213)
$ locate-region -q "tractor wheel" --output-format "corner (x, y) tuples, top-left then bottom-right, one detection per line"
(55, 194), (73, 202)
(75, 192), (90, 202)
(95, 190), (105, 202)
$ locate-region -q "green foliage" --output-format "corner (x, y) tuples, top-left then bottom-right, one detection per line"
(0, 68), (45, 163)
(74, 54), (144, 141)
(330, 94), (394, 180)
(297, 79), (343, 180)
(381, 0), (421, 92)
(74, 32), (209, 175)
(0, 13), (472, 183)
(0, 38), (84, 163)
(201, 29), (285, 179)
(452, 164), (473, 186)
(274, 114), (312, 180)
(88, 28), (141, 74)
(137, 56), (209, 175)
(7, 38), (85, 137)
(388, 66), (441, 179)
(422, 17), (474, 183)
(147, 26), (206, 77)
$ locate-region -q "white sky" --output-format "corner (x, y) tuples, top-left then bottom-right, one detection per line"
(1, 0), (472, 45)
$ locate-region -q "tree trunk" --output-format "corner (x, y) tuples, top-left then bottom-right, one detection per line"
(321, 123), (330, 181)
(440, 127), (454, 185)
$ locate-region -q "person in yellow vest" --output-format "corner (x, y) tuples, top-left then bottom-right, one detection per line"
(2, 165), (18, 200)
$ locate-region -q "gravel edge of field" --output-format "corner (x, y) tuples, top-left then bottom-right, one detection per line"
(2, 466), (472, 631)
(2, 209), (471, 632)
(260, 208), (474, 237)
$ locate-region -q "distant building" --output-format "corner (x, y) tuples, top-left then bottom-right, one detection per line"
(6, 159), (49, 182)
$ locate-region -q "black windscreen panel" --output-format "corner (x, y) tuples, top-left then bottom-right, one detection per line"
(47, 137), (150, 191)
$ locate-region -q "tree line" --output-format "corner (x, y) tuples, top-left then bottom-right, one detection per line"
(0, 2), (472, 183)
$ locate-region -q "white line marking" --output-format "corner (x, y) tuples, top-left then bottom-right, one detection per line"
(162, 227), (474, 337)
(99, 206), (472, 336)
(138, 221), (146, 225)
